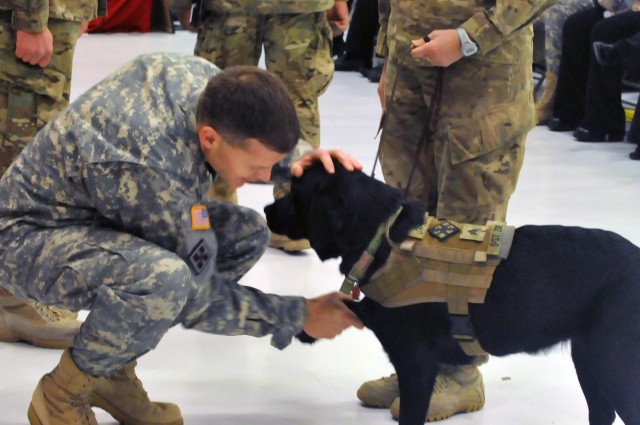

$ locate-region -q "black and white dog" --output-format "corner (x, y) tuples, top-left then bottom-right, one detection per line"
(264, 160), (640, 425)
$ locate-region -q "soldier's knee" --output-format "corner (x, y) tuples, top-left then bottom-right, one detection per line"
(142, 254), (195, 310)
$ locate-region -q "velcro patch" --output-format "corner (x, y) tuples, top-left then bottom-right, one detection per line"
(188, 239), (211, 275)
(460, 224), (488, 242)
(408, 214), (430, 239)
(428, 221), (460, 241)
(191, 205), (210, 230)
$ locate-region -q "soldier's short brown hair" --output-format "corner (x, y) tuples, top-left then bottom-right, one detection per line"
(196, 66), (300, 154)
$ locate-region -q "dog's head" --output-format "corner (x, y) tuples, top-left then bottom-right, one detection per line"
(265, 160), (425, 274)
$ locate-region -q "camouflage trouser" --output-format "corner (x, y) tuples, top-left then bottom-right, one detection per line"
(380, 55), (534, 224)
(540, 0), (593, 76)
(194, 11), (334, 149)
(0, 16), (81, 177)
(0, 202), (268, 376)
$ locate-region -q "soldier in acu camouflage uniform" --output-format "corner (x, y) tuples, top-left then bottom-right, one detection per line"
(356, 0), (555, 421)
(0, 52), (363, 425)
(534, 0), (593, 124)
(170, 0), (348, 251)
(0, 0), (106, 350)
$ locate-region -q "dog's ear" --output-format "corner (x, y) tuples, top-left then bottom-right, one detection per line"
(264, 195), (307, 240)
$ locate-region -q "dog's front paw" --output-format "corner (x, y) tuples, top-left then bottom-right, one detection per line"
(296, 331), (318, 344)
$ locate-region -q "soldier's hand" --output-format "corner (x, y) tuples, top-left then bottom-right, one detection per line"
(410, 29), (463, 68)
(303, 292), (364, 339)
(326, 1), (349, 36)
(15, 28), (54, 68)
(291, 149), (362, 177)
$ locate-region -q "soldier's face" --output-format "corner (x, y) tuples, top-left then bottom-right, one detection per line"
(200, 126), (285, 189)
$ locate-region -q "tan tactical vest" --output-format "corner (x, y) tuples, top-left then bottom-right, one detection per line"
(360, 215), (515, 356)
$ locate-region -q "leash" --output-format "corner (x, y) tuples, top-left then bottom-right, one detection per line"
(339, 206), (404, 297)
(370, 37), (445, 199)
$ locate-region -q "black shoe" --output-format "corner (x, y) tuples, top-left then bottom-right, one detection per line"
(573, 126), (624, 142)
(365, 64), (383, 83)
(334, 54), (364, 72)
(630, 146), (640, 160)
(593, 41), (617, 66)
(547, 117), (574, 132)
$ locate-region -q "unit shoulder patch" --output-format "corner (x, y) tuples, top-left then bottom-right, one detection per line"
(428, 220), (460, 241)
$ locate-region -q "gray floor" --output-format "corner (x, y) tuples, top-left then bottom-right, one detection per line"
(1, 31), (637, 425)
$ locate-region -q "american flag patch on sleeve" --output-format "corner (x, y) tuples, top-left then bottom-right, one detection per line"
(190, 205), (211, 230)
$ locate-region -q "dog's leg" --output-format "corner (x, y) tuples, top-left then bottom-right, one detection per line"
(572, 336), (618, 425)
(571, 300), (640, 425)
(381, 338), (438, 425)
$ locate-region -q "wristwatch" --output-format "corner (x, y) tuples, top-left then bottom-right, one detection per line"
(456, 28), (478, 57)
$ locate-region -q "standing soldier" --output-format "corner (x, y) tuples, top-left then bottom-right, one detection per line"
(170, 0), (349, 251)
(0, 0), (107, 349)
(357, 0), (555, 422)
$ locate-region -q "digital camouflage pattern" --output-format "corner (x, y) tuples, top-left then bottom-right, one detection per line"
(0, 53), (308, 376)
(377, 0), (555, 224)
(192, 10), (334, 148)
(0, 0), (106, 177)
(539, 0), (593, 78)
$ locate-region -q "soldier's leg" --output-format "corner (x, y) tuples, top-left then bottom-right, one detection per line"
(263, 12), (333, 149)
(535, 0), (594, 124)
(361, 61), (488, 422)
(194, 12), (262, 68)
(195, 12), (264, 205)
(0, 19), (83, 348)
(6, 225), (189, 425)
(260, 13), (333, 251)
(434, 63), (530, 224)
(379, 58), (436, 211)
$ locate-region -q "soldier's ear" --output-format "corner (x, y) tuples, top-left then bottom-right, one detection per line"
(198, 125), (219, 152)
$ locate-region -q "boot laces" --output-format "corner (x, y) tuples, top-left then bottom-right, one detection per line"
(432, 374), (454, 395)
(34, 303), (63, 323)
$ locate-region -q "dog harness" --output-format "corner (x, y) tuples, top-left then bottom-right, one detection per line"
(342, 213), (515, 356)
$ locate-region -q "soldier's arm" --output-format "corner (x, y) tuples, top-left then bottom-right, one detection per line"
(460, 0), (556, 56)
(10, 0), (54, 67)
(327, 0), (349, 36)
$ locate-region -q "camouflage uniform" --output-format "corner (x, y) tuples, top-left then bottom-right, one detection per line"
(0, 0), (106, 176)
(377, 0), (555, 224)
(171, 0), (338, 149)
(540, 0), (593, 80)
(0, 53), (307, 377)
(534, 0), (592, 122)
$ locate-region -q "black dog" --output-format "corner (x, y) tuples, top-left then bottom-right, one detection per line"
(265, 160), (640, 425)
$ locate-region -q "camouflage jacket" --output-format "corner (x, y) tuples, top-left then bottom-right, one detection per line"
(170, 0), (341, 15)
(0, 53), (308, 349)
(0, 0), (106, 33)
(377, 0), (555, 64)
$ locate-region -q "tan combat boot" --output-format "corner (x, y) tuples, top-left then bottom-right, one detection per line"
(269, 183), (311, 251)
(0, 287), (81, 348)
(28, 349), (97, 425)
(389, 364), (485, 422)
(92, 360), (183, 425)
(356, 373), (399, 408)
(535, 72), (557, 125)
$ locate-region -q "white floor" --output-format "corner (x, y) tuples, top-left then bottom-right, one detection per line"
(1, 31), (638, 425)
